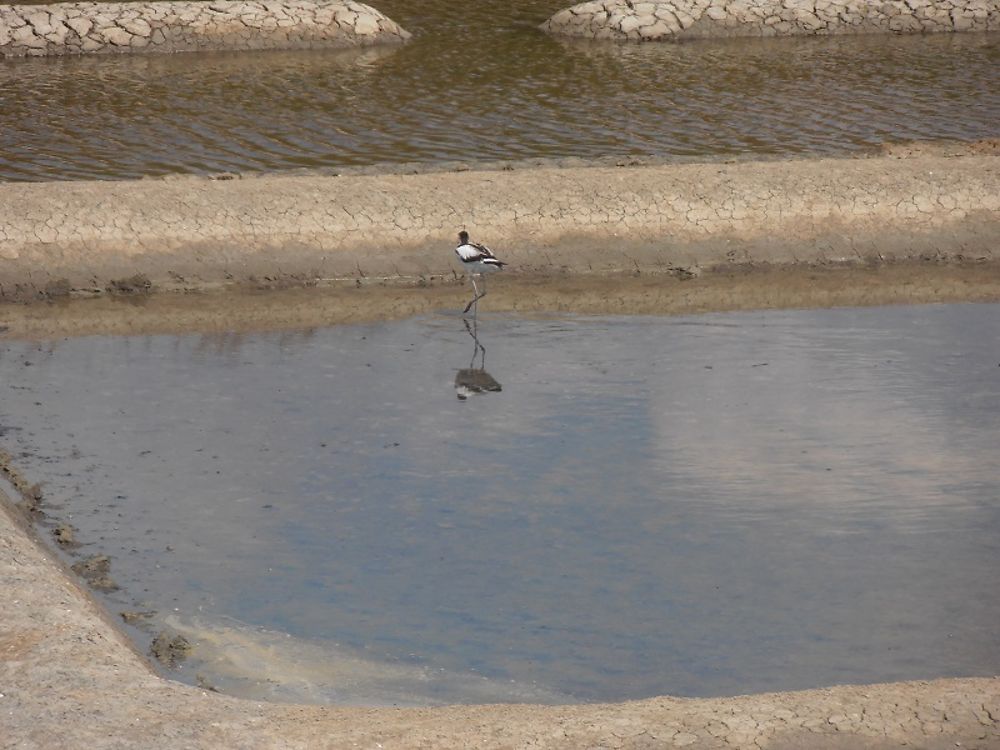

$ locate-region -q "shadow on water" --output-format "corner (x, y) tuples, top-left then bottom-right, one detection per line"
(1, 304), (999, 704)
(1, 0), (999, 179)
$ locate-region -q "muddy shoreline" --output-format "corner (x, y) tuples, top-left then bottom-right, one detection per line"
(2, 258), (1000, 339)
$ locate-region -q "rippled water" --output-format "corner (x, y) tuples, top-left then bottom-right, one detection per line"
(2, 303), (999, 704)
(1, 0), (999, 180)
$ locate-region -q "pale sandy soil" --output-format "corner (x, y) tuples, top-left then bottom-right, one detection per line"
(1, 142), (998, 306)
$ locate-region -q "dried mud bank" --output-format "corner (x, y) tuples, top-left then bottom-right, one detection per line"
(0, 0), (409, 58)
(541, 0), (1000, 41)
(1, 146), (999, 307)
(2, 489), (1000, 749)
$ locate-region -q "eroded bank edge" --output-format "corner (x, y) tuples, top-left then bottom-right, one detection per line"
(3, 259), (1000, 340)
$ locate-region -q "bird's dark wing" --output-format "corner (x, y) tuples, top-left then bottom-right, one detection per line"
(456, 242), (496, 263)
(471, 241), (497, 259)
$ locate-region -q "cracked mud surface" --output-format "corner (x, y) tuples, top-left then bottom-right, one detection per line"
(0, 0), (409, 57)
(541, 0), (1000, 41)
(1, 145), (998, 305)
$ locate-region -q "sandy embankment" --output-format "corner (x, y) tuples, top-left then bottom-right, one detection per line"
(2, 146), (1000, 748)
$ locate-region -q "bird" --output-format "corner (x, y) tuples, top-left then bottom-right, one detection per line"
(454, 230), (507, 315)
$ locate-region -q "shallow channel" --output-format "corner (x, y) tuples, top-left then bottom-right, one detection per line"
(1, 302), (998, 705)
(2, 0), (999, 180)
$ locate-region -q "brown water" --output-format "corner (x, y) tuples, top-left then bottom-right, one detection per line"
(1, 0), (999, 180)
(2, 304), (999, 705)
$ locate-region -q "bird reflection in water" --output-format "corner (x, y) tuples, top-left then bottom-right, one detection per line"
(455, 318), (502, 401)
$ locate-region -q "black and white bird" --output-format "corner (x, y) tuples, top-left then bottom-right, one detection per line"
(454, 230), (507, 315)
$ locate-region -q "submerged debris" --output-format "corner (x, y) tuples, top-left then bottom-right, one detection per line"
(71, 554), (119, 592)
(150, 632), (192, 668)
(0, 451), (48, 517)
(52, 524), (79, 548)
(196, 673), (221, 693)
(120, 610), (156, 627)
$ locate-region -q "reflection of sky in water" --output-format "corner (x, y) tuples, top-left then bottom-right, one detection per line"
(1, 303), (998, 703)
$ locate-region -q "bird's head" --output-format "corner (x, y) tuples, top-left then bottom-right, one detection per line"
(458, 230), (469, 244)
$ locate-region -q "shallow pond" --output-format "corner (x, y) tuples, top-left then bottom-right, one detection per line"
(1, 303), (999, 705)
(1, 0), (999, 179)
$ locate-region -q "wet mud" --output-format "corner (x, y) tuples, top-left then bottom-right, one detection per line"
(1, 259), (999, 340)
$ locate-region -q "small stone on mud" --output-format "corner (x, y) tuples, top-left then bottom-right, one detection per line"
(150, 632), (192, 668)
(53, 523), (78, 547)
(120, 610), (155, 626)
(89, 575), (120, 592)
(72, 554), (110, 577)
(70, 554), (119, 590)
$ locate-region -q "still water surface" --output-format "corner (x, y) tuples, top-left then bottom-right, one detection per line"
(1, 0), (999, 180)
(1, 303), (999, 704)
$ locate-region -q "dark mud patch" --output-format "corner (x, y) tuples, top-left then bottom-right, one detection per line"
(0, 449), (47, 517)
(43, 278), (73, 299)
(106, 274), (153, 296)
